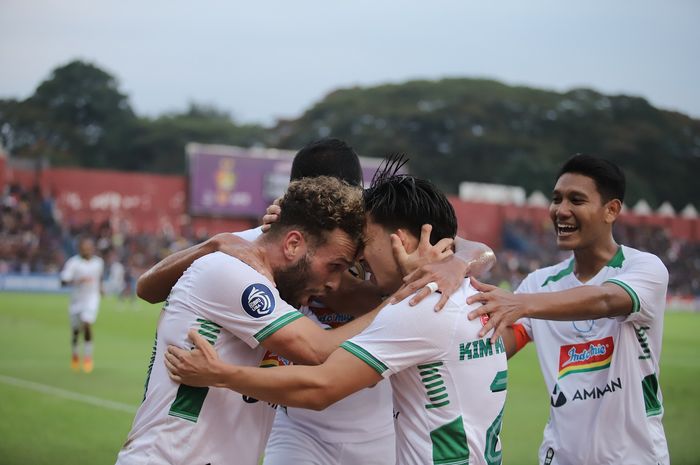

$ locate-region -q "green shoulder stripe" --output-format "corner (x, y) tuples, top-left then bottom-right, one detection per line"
(341, 341), (388, 375)
(605, 278), (640, 313)
(253, 311), (303, 342)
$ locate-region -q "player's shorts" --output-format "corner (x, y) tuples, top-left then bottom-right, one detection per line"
(69, 300), (100, 329)
(263, 410), (395, 465)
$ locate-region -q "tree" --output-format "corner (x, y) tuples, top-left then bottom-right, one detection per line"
(271, 79), (700, 209)
(0, 60), (137, 167)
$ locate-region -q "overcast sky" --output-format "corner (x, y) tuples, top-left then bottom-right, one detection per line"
(1, 0), (698, 124)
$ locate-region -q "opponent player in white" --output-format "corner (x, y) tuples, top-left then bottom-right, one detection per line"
(166, 164), (508, 465)
(462, 154), (670, 465)
(60, 237), (104, 373)
(116, 176), (375, 465)
(136, 139), (495, 465)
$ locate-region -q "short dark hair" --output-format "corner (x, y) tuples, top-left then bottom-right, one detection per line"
(558, 154), (626, 203)
(290, 138), (363, 187)
(364, 154), (457, 244)
(266, 176), (365, 249)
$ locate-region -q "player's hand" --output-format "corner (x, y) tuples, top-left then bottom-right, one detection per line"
(212, 233), (272, 282)
(389, 224), (460, 311)
(165, 329), (224, 388)
(260, 198), (283, 232)
(466, 277), (528, 341)
(391, 224), (454, 276)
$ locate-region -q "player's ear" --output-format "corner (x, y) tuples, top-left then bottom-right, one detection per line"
(604, 199), (622, 224)
(283, 230), (307, 260)
(396, 228), (418, 254)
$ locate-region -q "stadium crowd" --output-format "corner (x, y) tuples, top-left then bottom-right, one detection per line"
(2, 183), (699, 299)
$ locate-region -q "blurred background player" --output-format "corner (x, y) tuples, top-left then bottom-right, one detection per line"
(60, 237), (104, 373)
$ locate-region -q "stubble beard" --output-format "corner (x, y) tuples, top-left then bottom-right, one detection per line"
(274, 254), (312, 308)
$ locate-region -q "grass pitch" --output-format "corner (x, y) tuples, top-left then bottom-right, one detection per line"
(0, 293), (697, 464)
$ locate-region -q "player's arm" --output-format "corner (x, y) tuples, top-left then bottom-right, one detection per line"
(166, 330), (382, 410)
(260, 299), (388, 365)
(467, 277), (635, 341)
(498, 325), (531, 359)
(137, 233), (257, 303)
(389, 225), (496, 310)
(60, 258), (76, 286)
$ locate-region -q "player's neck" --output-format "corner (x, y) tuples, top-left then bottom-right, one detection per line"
(572, 236), (620, 282)
(243, 238), (274, 282)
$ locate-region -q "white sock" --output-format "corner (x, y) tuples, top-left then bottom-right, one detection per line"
(84, 342), (93, 358)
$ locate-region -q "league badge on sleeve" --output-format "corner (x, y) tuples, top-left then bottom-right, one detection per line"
(242, 283), (275, 318)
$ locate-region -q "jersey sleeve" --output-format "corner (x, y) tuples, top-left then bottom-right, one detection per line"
(186, 253), (303, 348)
(341, 297), (452, 378)
(60, 257), (76, 282)
(513, 273), (538, 340)
(604, 251), (669, 325)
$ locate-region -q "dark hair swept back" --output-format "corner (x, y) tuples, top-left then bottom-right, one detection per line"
(364, 153), (457, 244)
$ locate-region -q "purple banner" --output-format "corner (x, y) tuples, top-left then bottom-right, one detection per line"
(187, 144), (386, 218)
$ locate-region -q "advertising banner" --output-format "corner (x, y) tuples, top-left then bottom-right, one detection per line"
(187, 143), (384, 218)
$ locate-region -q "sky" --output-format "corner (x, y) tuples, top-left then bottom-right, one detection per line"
(1, 0), (698, 125)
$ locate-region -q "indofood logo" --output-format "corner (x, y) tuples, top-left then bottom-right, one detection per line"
(558, 336), (614, 379)
(241, 283), (275, 318)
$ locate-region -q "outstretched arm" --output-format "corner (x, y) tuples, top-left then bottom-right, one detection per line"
(166, 330), (382, 410)
(466, 277), (634, 342)
(249, 298), (389, 366)
(137, 233), (264, 303)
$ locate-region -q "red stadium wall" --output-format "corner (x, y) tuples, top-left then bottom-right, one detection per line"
(48, 168), (185, 234)
(4, 165), (258, 235)
(3, 164), (699, 241)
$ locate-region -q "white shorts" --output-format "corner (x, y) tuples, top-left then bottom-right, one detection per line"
(263, 410), (395, 465)
(69, 306), (99, 329)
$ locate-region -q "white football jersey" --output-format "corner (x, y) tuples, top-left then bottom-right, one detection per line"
(275, 303), (394, 444)
(116, 252), (303, 465)
(60, 255), (104, 313)
(517, 245), (669, 465)
(236, 228), (396, 445)
(345, 279), (508, 465)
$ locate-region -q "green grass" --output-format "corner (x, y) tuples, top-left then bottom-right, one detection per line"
(0, 293), (698, 464)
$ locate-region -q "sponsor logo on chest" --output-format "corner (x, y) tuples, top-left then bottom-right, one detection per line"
(558, 336), (614, 379)
(550, 377), (623, 408)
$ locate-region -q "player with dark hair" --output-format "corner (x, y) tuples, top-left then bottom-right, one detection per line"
(457, 153), (670, 464)
(290, 138), (363, 187)
(165, 161), (508, 465)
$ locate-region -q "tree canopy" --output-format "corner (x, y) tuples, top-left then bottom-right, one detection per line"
(1, 61), (698, 209)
